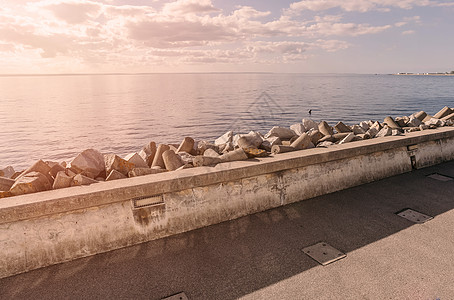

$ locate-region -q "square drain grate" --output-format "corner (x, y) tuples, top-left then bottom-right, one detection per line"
(162, 292), (188, 300)
(396, 208), (433, 224)
(302, 242), (346, 266)
(427, 173), (453, 182)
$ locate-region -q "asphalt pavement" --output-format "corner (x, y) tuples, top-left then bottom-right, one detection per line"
(1, 161), (454, 300)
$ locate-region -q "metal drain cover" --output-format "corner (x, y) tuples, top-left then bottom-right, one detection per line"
(396, 209), (433, 224)
(427, 173), (453, 182)
(302, 242), (346, 266)
(162, 292), (188, 300)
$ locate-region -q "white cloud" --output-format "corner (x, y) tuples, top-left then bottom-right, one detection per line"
(402, 30), (415, 34)
(287, 0), (447, 13)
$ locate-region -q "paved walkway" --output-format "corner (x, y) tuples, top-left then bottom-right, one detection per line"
(1, 161), (454, 300)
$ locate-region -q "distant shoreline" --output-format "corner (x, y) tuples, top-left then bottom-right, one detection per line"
(393, 73), (454, 76)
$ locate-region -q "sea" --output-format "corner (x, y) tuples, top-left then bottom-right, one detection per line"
(1, 73), (454, 170)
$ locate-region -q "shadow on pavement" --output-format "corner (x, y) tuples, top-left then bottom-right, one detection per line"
(1, 161), (454, 299)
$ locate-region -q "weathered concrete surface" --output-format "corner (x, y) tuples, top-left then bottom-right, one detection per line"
(0, 127), (454, 279)
(1, 160), (454, 299)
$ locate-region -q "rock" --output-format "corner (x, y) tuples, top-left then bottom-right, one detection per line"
(152, 144), (170, 169)
(139, 141), (157, 167)
(370, 121), (382, 132)
(10, 171), (52, 196)
(351, 125), (366, 135)
(446, 120), (454, 126)
(168, 144), (178, 152)
(178, 152), (195, 165)
(71, 174), (98, 186)
(332, 133), (350, 141)
(1, 166), (15, 179)
(318, 121), (334, 136)
(271, 145), (295, 154)
(105, 169), (127, 181)
(338, 133), (355, 144)
(264, 126), (296, 140)
(215, 131), (233, 146)
(20, 160), (51, 178)
(422, 114), (433, 122)
(235, 131), (263, 148)
(383, 116), (401, 129)
(124, 152), (148, 168)
(197, 141), (219, 155)
(177, 137), (195, 154)
(69, 149), (105, 177)
(49, 163), (66, 178)
(413, 111), (427, 121)
(424, 118), (443, 127)
(260, 136), (282, 152)
(317, 141), (334, 147)
(419, 124), (429, 131)
(433, 106), (452, 119)
(364, 127), (379, 139)
(441, 112), (454, 121)
(302, 119), (318, 131)
(404, 127), (420, 133)
(243, 148), (268, 158)
(392, 129), (403, 136)
(394, 117), (407, 127)
(290, 133), (312, 150)
(220, 148), (248, 162)
(334, 121), (352, 133)
(290, 123), (306, 136)
(128, 168), (166, 177)
(203, 148), (221, 157)
(309, 130), (324, 145)
(318, 135), (337, 143)
(193, 156), (222, 167)
(104, 154), (135, 176)
(52, 171), (73, 189)
(176, 164), (194, 170)
(407, 116), (422, 127)
(359, 121), (370, 131)
(162, 150), (184, 171)
(376, 126), (392, 137)
(0, 176), (15, 191)
(219, 142), (234, 154)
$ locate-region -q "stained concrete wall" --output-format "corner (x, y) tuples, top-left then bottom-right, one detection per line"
(1, 127), (454, 278)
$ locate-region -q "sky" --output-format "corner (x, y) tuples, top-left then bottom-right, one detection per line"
(0, 0), (453, 74)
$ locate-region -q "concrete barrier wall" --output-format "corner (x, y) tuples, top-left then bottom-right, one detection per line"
(1, 127), (454, 278)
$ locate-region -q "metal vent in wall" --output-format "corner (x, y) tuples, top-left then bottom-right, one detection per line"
(396, 208), (433, 224)
(427, 173), (454, 182)
(132, 194), (164, 208)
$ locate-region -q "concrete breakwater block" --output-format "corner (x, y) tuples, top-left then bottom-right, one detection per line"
(290, 123), (306, 136)
(290, 133), (312, 150)
(383, 116), (401, 129)
(139, 141), (157, 167)
(215, 131), (233, 146)
(124, 153), (148, 169)
(128, 168), (166, 177)
(0, 166), (15, 179)
(71, 174), (98, 186)
(106, 169), (127, 181)
(193, 156), (222, 167)
(334, 121), (352, 133)
(152, 144), (170, 169)
(69, 149), (105, 178)
(10, 171), (52, 196)
(414, 111), (427, 121)
(302, 119), (318, 131)
(265, 126), (296, 140)
(162, 150), (184, 171)
(52, 171), (73, 189)
(220, 148), (248, 162)
(433, 106), (452, 119)
(0, 177), (15, 192)
(104, 154), (135, 176)
(271, 145), (295, 154)
(318, 121), (334, 136)
(177, 137), (195, 154)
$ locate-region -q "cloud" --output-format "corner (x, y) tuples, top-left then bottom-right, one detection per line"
(402, 30), (415, 34)
(287, 0), (449, 13)
(0, 0), (403, 72)
(162, 0), (220, 15)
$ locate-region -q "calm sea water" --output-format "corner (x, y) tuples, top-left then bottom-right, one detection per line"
(1, 73), (454, 170)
